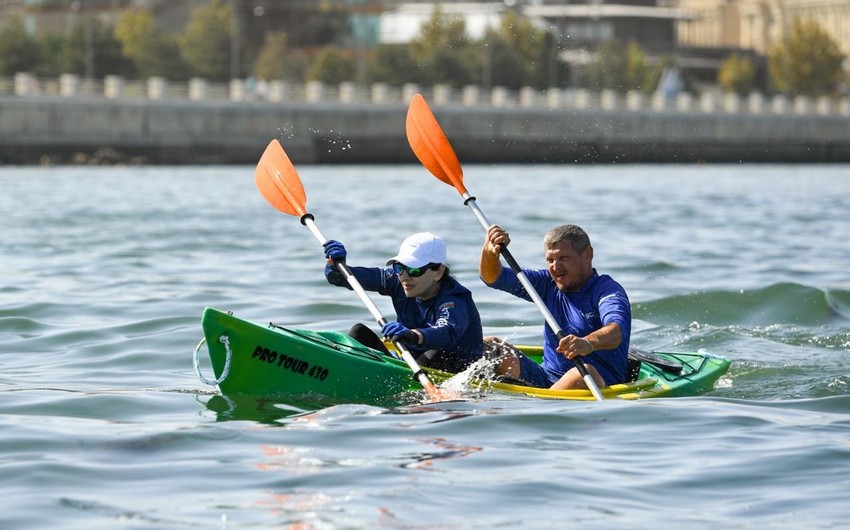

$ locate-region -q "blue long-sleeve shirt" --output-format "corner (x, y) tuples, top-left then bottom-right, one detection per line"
(486, 267), (631, 385)
(326, 264), (483, 369)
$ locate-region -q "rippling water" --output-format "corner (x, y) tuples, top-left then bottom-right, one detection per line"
(2, 163), (849, 529)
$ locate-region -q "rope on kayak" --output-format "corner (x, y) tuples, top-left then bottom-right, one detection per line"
(193, 335), (233, 386)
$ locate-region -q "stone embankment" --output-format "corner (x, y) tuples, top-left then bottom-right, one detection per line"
(2, 73), (849, 164)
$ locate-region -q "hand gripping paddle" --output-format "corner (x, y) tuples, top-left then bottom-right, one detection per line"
(405, 95), (605, 401)
(255, 139), (446, 402)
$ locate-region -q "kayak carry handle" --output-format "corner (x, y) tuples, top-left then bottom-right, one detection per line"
(194, 335), (233, 386)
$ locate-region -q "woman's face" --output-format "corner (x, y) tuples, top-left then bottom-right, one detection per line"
(397, 264), (445, 299)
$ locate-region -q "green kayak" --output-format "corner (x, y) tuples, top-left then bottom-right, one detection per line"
(195, 307), (731, 403)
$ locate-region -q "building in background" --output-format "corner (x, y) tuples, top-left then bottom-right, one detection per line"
(677, 0), (850, 56)
(525, 0), (686, 56)
(522, 0), (689, 80)
(378, 1), (504, 43)
(3, 0), (849, 53)
(0, 0), (131, 35)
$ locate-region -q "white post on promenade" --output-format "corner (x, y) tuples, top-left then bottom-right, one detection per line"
(676, 92), (693, 112)
(723, 93), (741, 113)
(268, 81), (286, 102)
(147, 77), (166, 100)
(14, 73), (35, 96)
(600, 89), (618, 111)
(491, 87), (508, 107)
(306, 81), (324, 103)
(371, 83), (388, 104)
(545, 88), (564, 109)
(771, 95), (789, 115)
(651, 92), (668, 111)
(59, 74), (79, 97)
(339, 81), (356, 103)
(519, 87), (537, 108)
(747, 92), (764, 114)
(402, 83), (419, 104)
(462, 85), (479, 106)
(229, 79), (246, 101)
(433, 84), (451, 105)
(626, 90), (644, 112)
(104, 75), (123, 98)
(794, 95), (812, 115)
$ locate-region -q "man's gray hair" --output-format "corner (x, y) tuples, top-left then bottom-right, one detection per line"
(543, 224), (591, 253)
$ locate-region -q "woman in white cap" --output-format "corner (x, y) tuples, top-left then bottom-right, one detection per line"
(323, 232), (483, 373)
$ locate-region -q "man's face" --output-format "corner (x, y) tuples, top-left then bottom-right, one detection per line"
(545, 240), (593, 292)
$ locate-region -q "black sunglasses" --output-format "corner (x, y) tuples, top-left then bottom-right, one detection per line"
(392, 262), (440, 278)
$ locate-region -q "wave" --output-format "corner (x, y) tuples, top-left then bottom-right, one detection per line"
(635, 282), (850, 327)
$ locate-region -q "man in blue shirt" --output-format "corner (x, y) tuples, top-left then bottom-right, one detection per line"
(479, 224), (631, 390)
(324, 232), (483, 373)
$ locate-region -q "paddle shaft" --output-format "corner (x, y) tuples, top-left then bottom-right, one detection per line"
(300, 215), (440, 399)
(461, 193), (606, 401)
(404, 94), (603, 400)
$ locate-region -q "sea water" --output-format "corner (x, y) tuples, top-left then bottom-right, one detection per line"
(1, 163), (849, 528)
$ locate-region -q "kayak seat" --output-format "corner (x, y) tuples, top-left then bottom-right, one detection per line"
(347, 322), (392, 356)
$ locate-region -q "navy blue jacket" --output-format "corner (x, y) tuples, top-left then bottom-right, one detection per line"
(326, 264), (483, 370)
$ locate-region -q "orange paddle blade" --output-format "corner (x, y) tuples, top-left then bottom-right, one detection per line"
(255, 139), (308, 217)
(405, 93), (467, 195)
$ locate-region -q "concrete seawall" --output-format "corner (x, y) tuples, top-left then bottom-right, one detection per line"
(2, 95), (849, 164)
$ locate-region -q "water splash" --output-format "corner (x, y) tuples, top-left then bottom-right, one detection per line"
(439, 356), (501, 394)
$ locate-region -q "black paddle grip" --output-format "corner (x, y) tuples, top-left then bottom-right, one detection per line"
(300, 213), (315, 226)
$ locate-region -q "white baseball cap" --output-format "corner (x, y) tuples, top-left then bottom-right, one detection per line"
(386, 232), (446, 268)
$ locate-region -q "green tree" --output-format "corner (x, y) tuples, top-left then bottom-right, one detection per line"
(718, 54), (755, 95)
(0, 17), (45, 76)
(364, 44), (418, 86)
(582, 40), (655, 93)
(495, 10), (555, 88)
(768, 18), (844, 95)
(625, 41), (655, 93)
(179, 0), (233, 81)
(253, 31), (289, 81)
(480, 31), (526, 89)
(409, 7), (478, 86)
(306, 47), (356, 84)
(159, 37), (193, 81)
(36, 33), (66, 77)
(582, 40), (627, 91)
(60, 15), (133, 78)
(114, 7), (187, 80)
(312, 4), (351, 47)
(280, 51), (312, 83)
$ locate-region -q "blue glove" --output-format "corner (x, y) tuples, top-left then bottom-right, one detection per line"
(382, 321), (419, 344)
(323, 240), (347, 263)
